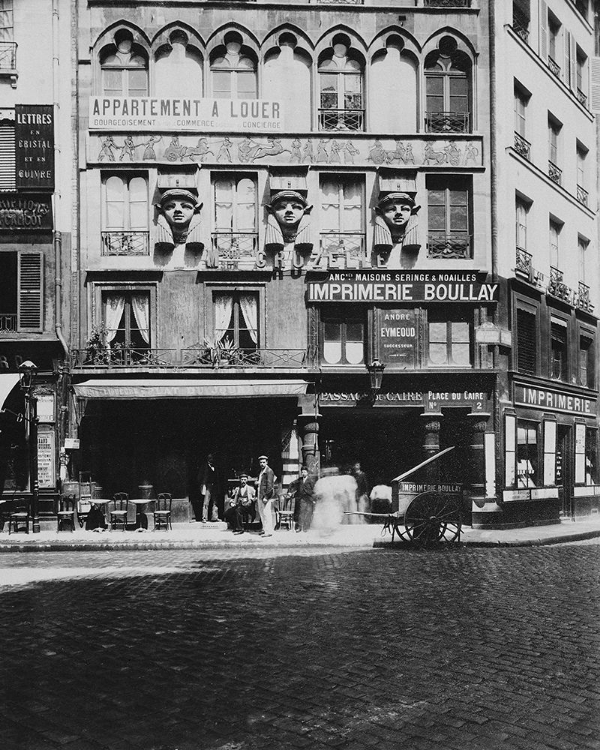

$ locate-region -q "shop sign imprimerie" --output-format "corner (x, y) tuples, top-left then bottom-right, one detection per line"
(308, 271), (498, 303)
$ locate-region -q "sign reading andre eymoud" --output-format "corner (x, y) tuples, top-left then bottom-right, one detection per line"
(307, 270), (499, 303)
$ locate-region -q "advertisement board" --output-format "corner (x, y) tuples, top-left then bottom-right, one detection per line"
(15, 105), (55, 190)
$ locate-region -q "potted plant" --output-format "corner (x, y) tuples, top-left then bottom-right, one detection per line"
(85, 324), (111, 365)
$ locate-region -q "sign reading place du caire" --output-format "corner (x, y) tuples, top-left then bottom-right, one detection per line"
(308, 271), (499, 303)
(89, 97), (283, 132)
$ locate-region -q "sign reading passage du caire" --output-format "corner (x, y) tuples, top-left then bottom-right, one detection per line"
(89, 97), (283, 131)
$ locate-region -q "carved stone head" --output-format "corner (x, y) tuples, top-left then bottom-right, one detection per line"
(376, 192), (419, 243)
(267, 190), (310, 241)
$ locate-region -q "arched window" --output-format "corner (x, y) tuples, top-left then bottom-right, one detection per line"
(211, 35), (257, 99)
(424, 37), (471, 133)
(318, 38), (364, 132)
(101, 30), (148, 97)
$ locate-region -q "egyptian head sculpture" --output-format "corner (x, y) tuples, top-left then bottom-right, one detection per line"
(373, 191), (420, 266)
(265, 189), (314, 262)
(155, 187), (204, 253)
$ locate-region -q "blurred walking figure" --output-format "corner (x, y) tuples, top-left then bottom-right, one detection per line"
(198, 452), (221, 522)
(369, 480), (393, 523)
(351, 461), (370, 520)
(313, 466), (357, 536)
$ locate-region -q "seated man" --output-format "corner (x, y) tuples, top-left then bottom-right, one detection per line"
(224, 473), (256, 535)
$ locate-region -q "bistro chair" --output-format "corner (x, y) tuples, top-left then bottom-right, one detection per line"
(8, 498), (30, 535)
(78, 471), (94, 528)
(153, 493), (172, 531)
(109, 492), (129, 531)
(275, 492), (295, 531)
(57, 494), (77, 532)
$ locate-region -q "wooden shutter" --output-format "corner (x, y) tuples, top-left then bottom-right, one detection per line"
(516, 308), (536, 375)
(0, 121), (15, 190)
(570, 35), (577, 94)
(539, 0), (548, 61)
(564, 30), (572, 89)
(18, 252), (43, 331)
(590, 58), (600, 112)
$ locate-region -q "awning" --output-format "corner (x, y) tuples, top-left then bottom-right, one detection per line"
(0, 374), (20, 410)
(72, 379), (309, 400)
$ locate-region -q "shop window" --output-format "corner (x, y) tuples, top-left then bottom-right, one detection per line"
(318, 37), (364, 131)
(426, 175), (471, 259)
(0, 251), (43, 332)
(320, 306), (365, 365)
(212, 291), (258, 350)
(585, 428), (597, 484)
(550, 317), (568, 381)
(579, 335), (594, 388)
(0, 118), (15, 189)
(517, 420), (538, 488)
(102, 291), (151, 363)
(516, 307), (537, 375)
(424, 36), (471, 133)
(100, 31), (148, 97)
(212, 175), (258, 266)
(102, 174), (149, 255)
(427, 309), (471, 368)
(320, 175), (365, 264)
(210, 35), (257, 99)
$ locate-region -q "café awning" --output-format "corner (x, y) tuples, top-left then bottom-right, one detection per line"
(0, 374), (20, 409)
(72, 379), (309, 400)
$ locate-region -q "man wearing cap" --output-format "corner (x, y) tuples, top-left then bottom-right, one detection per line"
(256, 455), (276, 537)
(264, 190), (313, 267)
(155, 187), (204, 255)
(224, 473), (256, 535)
(287, 465), (317, 532)
(373, 191), (420, 268)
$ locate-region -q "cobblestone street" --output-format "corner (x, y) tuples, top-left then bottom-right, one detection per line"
(1, 545), (600, 750)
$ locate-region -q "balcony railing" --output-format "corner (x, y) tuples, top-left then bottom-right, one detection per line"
(318, 109), (364, 132)
(316, 0), (363, 3)
(427, 233), (471, 259)
(512, 8), (530, 42)
(548, 267), (573, 304)
(0, 42), (16, 70)
(547, 56), (561, 78)
(577, 185), (588, 206)
(425, 111), (470, 134)
(577, 88), (588, 107)
(0, 314), (17, 333)
(210, 233), (258, 269)
(514, 132), (531, 160)
(424, 0), (471, 6)
(515, 247), (544, 286)
(71, 347), (307, 370)
(320, 233), (367, 268)
(575, 282), (594, 313)
(101, 231), (149, 256)
(548, 161), (562, 185)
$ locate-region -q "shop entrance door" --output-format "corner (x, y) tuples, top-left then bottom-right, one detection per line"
(556, 424), (573, 518)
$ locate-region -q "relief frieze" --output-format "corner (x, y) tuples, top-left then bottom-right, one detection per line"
(90, 134), (483, 168)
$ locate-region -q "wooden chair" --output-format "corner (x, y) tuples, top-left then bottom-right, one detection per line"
(78, 471), (94, 528)
(153, 493), (172, 531)
(57, 494), (77, 532)
(109, 492), (129, 531)
(8, 498), (30, 535)
(275, 492), (295, 531)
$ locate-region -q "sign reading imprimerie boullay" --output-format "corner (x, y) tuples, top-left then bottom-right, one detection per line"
(308, 271), (499, 303)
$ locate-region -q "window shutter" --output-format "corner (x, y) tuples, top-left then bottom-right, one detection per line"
(564, 31), (572, 89)
(516, 308), (536, 375)
(570, 36), (577, 94)
(0, 121), (15, 191)
(590, 58), (600, 112)
(539, 0), (548, 61)
(18, 252), (43, 331)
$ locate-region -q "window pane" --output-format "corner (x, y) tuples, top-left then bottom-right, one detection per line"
(235, 178), (256, 231)
(426, 76), (444, 112)
(342, 181), (363, 232)
(213, 70), (231, 99)
(105, 176), (124, 229)
(428, 206), (446, 232)
(429, 344), (447, 365)
(214, 179), (233, 231)
(449, 205), (468, 232)
(102, 69), (123, 97)
(323, 322), (341, 364)
(345, 342), (364, 365)
(429, 322), (446, 344)
(236, 70), (257, 99)
(127, 68), (148, 97)
(321, 181), (341, 231)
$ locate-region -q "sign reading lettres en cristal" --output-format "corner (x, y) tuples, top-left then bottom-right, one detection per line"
(89, 97), (283, 131)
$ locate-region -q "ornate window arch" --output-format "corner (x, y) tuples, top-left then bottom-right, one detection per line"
(424, 35), (472, 133)
(99, 28), (149, 97)
(318, 34), (365, 132)
(154, 28), (204, 98)
(210, 31), (257, 99)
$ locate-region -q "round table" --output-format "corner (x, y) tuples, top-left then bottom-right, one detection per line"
(129, 498), (152, 530)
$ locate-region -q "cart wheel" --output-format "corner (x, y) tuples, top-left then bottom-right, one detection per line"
(404, 491), (462, 547)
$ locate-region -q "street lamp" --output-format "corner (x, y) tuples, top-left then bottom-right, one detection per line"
(367, 359), (386, 398)
(19, 360), (39, 533)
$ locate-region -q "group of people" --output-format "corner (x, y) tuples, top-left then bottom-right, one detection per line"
(194, 453), (392, 536)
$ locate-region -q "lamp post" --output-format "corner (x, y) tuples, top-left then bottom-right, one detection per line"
(19, 360), (39, 533)
(367, 359), (386, 399)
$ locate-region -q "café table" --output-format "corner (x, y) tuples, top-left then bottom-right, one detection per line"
(129, 498), (152, 530)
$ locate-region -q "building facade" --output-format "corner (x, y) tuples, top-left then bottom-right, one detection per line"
(0, 0), (72, 525)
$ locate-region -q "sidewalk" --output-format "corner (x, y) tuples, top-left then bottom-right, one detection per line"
(1, 517), (600, 551)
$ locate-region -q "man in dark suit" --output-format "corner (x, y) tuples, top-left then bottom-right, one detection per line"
(288, 465), (317, 532)
(224, 473), (256, 534)
(198, 453), (221, 522)
(256, 454), (276, 537)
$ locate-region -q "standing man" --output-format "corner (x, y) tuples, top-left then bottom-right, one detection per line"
(256, 455), (276, 537)
(351, 461), (370, 518)
(288, 465), (317, 532)
(198, 452), (221, 523)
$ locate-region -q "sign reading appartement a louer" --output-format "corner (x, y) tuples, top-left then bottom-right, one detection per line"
(15, 105), (55, 190)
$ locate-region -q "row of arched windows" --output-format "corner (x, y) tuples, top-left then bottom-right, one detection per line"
(95, 26), (475, 133)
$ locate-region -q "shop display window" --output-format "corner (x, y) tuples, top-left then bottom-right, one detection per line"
(516, 420), (538, 488)
(585, 428), (597, 484)
(320, 306), (365, 365)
